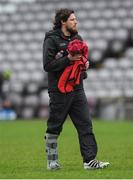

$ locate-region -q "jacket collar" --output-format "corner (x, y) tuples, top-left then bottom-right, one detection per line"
(57, 29), (78, 40)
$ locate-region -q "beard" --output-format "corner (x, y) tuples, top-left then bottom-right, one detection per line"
(66, 26), (77, 34)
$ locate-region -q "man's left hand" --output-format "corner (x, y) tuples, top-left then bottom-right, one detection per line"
(85, 61), (89, 70)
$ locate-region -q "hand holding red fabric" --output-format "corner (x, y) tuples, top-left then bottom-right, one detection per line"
(58, 39), (89, 93)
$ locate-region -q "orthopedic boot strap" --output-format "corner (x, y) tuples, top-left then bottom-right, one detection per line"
(45, 133), (58, 163)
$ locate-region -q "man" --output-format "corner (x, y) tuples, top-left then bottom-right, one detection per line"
(43, 8), (109, 170)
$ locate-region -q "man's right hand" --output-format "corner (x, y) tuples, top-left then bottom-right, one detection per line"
(68, 53), (82, 61)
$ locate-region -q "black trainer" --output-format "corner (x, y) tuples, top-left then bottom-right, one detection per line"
(84, 159), (110, 169)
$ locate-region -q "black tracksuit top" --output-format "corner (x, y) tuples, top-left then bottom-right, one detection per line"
(43, 29), (88, 93)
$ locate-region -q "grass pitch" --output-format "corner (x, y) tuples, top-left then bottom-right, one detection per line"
(0, 119), (133, 179)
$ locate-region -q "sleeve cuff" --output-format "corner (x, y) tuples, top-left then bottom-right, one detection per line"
(65, 56), (72, 65)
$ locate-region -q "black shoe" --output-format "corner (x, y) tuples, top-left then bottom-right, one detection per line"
(84, 159), (110, 169)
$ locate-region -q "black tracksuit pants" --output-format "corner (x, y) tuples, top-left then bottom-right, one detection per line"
(46, 89), (98, 162)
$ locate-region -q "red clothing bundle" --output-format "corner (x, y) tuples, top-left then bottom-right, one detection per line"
(58, 39), (89, 93)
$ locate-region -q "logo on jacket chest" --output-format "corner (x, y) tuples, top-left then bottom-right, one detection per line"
(59, 42), (67, 48)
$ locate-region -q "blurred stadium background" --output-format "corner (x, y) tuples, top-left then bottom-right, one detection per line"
(0, 0), (133, 120)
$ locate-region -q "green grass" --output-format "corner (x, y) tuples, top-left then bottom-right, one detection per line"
(0, 119), (133, 179)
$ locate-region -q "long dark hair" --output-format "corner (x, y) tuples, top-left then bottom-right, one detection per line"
(53, 8), (74, 30)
